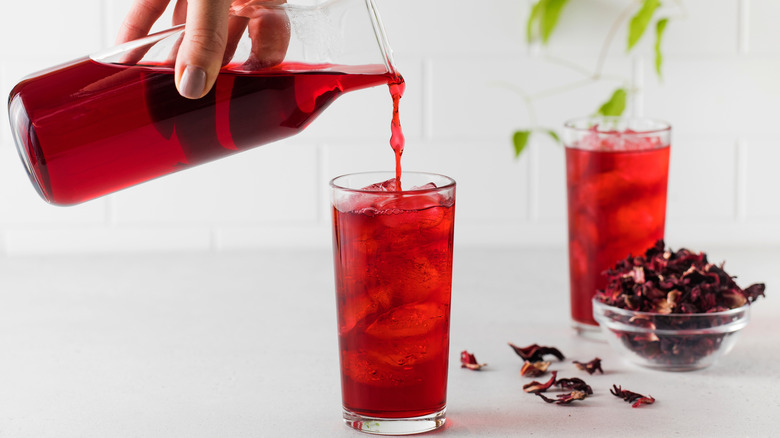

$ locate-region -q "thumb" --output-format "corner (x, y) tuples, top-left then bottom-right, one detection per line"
(175, 0), (233, 99)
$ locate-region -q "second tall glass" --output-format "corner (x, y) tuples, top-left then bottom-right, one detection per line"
(564, 117), (671, 334)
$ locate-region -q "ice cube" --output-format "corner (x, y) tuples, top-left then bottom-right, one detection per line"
(416, 205), (448, 229)
(623, 134), (666, 151)
(341, 350), (405, 386)
(337, 284), (393, 336)
(378, 192), (446, 213)
(365, 302), (448, 339)
(353, 180), (449, 215)
(578, 129), (668, 152)
(362, 178), (398, 192)
(575, 170), (634, 208)
(608, 197), (666, 241)
(369, 333), (446, 370)
(336, 303), (448, 376)
(411, 182), (437, 190)
(334, 179), (399, 214)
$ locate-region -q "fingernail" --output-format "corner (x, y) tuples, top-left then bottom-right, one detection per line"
(179, 65), (207, 99)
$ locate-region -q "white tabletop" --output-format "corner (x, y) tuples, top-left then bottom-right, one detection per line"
(0, 247), (777, 437)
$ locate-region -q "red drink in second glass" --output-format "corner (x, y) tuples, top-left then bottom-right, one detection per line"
(565, 118), (671, 329)
(331, 172), (455, 434)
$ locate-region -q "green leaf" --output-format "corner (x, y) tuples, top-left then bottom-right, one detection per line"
(541, 0), (570, 44)
(596, 88), (627, 117)
(526, 0), (570, 45)
(513, 130), (531, 158)
(546, 129), (561, 143)
(628, 0), (661, 51)
(527, 1), (544, 43)
(655, 18), (669, 78)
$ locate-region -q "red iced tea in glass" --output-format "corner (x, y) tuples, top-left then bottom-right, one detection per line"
(564, 118), (671, 329)
(331, 172), (455, 431)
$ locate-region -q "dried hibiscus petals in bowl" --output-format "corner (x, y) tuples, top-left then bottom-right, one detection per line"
(593, 240), (765, 371)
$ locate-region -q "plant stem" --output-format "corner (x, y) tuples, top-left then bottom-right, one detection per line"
(491, 81), (539, 128)
(594, 0), (641, 78)
(530, 78), (594, 100)
(539, 54), (592, 78)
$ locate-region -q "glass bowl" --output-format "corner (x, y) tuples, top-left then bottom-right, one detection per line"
(592, 299), (750, 371)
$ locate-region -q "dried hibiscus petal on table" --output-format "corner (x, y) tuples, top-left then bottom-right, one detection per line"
(555, 377), (593, 395)
(536, 390), (588, 405)
(460, 350), (487, 370)
(573, 357), (603, 375)
(525, 372), (592, 405)
(520, 360), (550, 377)
(523, 371), (558, 393)
(508, 343), (565, 362)
(610, 384), (656, 408)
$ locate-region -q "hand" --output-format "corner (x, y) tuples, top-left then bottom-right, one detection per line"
(117, 0), (290, 99)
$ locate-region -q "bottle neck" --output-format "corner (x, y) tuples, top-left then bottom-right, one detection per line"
(364, 0), (399, 80)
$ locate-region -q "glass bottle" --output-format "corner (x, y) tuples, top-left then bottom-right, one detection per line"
(8, 0), (399, 205)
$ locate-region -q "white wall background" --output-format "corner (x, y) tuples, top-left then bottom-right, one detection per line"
(1, 0), (779, 255)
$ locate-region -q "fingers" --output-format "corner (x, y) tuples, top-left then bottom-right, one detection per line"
(175, 0), (233, 99)
(118, 0), (289, 99)
(245, 6), (290, 70)
(175, 0), (249, 67)
(225, 16), (251, 67)
(172, 0), (187, 25)
(116, 0), (172, 44)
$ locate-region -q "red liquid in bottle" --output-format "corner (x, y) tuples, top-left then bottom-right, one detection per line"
(9, 58), (402, 205)
(333, 190), (454, 418)
(566, 144), (670, 325)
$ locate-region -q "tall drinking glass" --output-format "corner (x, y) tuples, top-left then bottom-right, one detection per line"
(330, 171), (456, 435)
(564, 117), (671, 335)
